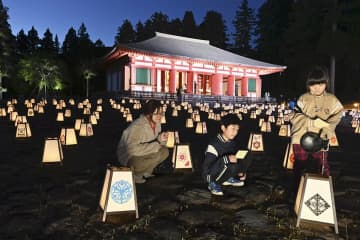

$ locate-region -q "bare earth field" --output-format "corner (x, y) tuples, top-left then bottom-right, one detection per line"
(0, 97), (359, 240)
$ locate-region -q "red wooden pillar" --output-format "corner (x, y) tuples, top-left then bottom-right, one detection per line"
(130, 63), (136, 90)
(256, 77), (262, 98)
(169, 69), (176, 93)
(151, 68), (156, 92)
(161, 71), (165, 92)
(187, 72), (193, 94)
(211, 73), (223, 96)
(227, 75), (235, 96)
(241, 77), (247, 96)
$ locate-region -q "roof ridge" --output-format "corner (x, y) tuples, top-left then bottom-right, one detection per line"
(155, 32), (210, 45)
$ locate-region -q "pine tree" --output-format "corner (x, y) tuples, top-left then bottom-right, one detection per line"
(115, 19), (136, 44)
(27, 26), (40, 54)
(182, 11), (198, 38)
(199, 11), (228, 49)
(232, 0), (255, 56)
(0, 0), (15, 99)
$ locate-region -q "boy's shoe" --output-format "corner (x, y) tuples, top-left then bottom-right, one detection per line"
(222, 177), (245, 187)
(208, 181), (224, 196)
(134, 175), (146, 184)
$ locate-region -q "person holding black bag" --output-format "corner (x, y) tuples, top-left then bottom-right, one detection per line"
(290, 66), (343, 190)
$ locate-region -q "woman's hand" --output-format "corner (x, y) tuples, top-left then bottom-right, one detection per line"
(159, 132), (169, 142)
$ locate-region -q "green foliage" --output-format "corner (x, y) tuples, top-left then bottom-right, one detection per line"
(17, 54), (64, 97)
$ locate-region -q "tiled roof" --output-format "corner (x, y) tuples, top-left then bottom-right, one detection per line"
(117, 32), (286, 71)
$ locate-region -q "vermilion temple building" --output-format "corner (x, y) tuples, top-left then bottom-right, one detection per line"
(103, 32), (286, 98)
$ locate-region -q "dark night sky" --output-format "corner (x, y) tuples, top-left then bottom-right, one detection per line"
(3, 0), (264, 46)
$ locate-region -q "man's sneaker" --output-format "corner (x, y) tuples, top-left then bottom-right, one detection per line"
(208, 181), (224, 196)
(134, 175), (146, 184)
(222, 177), (245, 187)
(143, 173), (156, 179)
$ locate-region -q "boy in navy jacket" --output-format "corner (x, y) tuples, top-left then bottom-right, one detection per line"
(202, 114), (252, 195)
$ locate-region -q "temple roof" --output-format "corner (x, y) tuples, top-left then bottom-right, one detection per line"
(107, 32), (286, 74)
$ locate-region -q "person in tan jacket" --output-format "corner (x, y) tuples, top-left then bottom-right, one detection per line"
(116, 99), (169, 183)
(290, 66), (343, 187)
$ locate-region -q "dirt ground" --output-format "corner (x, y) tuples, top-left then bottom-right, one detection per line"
(0, 97), (359, 240)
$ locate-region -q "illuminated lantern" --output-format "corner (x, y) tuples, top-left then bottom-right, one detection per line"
(266, 122), (272, 132)
(27, 108), (34, 117)
(74, 119), (82, 131)
(99, 166), (139, 223)
(56, 112), (64, 122)
(97, 98), (103, 104)
(195, 122), (207, 134)
(83, 108), (91, 115)
(278, 124), (291, 137)
(42, 137), (63, 164)
(52, 99), (58, 105)
(38, 106), (45, 114)
(258, 118), (264, 127)
(250, 111), (256, 119)
(14, 115), (27, 126)
(194, 113), (200, 122)
(90, 114), (98, 125)
(68, 98), (75, 105)
(79, 123), (93, 136)
(166, 131), (175, 148)
(260, 121), (267, 132)
(9, 111), (18, 121)
(94, 111), (100, 120)
(96, 105), (103, 112)
(186, 118), (193, 128)
(0, 108), (6, 117)
(294, 173), (338, 234)
(78, 102), (84, 109)
(60, 128), (78, 145)
(64, 109), (71, 118)
(16, 123), (32, 138)
(247, 133), (264, 152)
(171, 108), (178, 117)
(283, 143), (294, 169)
(172, 144), (193, 171)
(355, 124), (360, 134)
(56, 103), (62, 110)
(268, 115), (275, 123)
(161, 114), (166, 124)
(126, 113), (133, 122)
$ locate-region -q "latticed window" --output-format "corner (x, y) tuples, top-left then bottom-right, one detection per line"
(248, 78), (256, 92)
(136, 68), (151, 85)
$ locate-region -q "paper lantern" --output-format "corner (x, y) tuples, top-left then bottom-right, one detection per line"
(258, 118), (264, 127)
(171, 108), (178, 117)
(195, 122), (207, 134)
(355, 124), (360, 134)
(0, 108), (6, 117)
(97, 98), (103, 104)
(250, 111), (256, 119)
(9, 111), (18, 121)
(83, 108), (91, 115)
(268, 115), (275, 123)
(38, 106), (45, 114)
(64, 109), (72, 117)
(161, 114), (166, 124)
(42, 137), (64, 164)
(52, 99), (58, 105)
(90, 115), (98, 125)
(94, 111), (100, 120)
(74, 119), (82, 131)
(186, 118), (193, 128)
(78, 102), (84, 109)
(96, 105), (103, 112)
(14, 115), (27, 126)
(328, 133), (339, 147)
(27, 108), (34, 117)
(166, 131), (175, 148)
(60, 128), (78, 145)
(55, 103), (62, 110)
(260, 121), (267, 132)
(99, 166), (139, 223)
(278, 124), (291, 137)
(295, 173), (338, 234)
(79, 123), (93, 136)
(68, 98), (75, 105)
(16, 123), (32, 138)
(126, 114), (133, 122)
(172, 144), (193, 171)
(283, 143), (294, 169)
(56, 112), (64, 121)
(247, 133), (264, 152)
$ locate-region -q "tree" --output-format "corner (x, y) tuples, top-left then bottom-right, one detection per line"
(150, 12), (170, 33)
(232, 0), (255, 56)
(27, 26), (40, 54)
(41, 28), (56, 54)
(199, 11), (228, 49)
(115, 19), (136, 44)
(16, 29), (29, 56)
(61, 27), (78, 57)
(18, 54), (63, 98)
(54, 34), (60, 54)
(182, 11), (198, 38)
(0, 0), (15, 99)
(83, 69), (96, 98)
(168, 18), (182, 35)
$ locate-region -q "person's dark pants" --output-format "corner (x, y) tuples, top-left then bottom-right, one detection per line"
(214, 153), (253, 184)
(292, 144), (329, 192)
